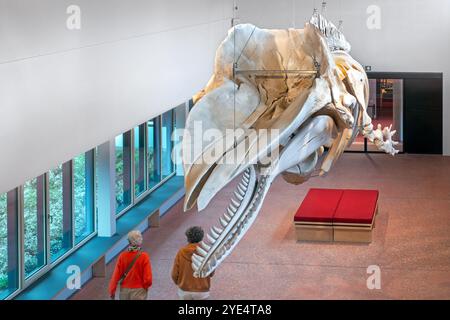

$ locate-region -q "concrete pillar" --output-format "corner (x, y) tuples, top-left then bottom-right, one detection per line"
(97, 140), (116, 237)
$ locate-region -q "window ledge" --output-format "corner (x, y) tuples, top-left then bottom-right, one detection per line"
(14, 176), (184, 300)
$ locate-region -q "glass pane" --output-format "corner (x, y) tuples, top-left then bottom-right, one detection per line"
(23, 176), (46, 278)
(162, 110), (175, 178)
(134, 124), (146, 197)
(49, 164), (72, 262)
(369, 78), (404, 152)
(347, 78), (404, 152)
(74, 151), (95, 244)
(0, 190), (19, 299)
(95, 147), (99, 224)
(115, 132), (132, 214)
(147, 118), (161, 189)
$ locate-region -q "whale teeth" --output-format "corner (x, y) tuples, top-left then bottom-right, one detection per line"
(227, 207), (236, 216)
(192, 166), (262, 279)
(207, 233), (217, 243)
(200, 241), (211, 251)
(231, 198), (240, 208)
(192, 253), (203, 267)
(224, 212), (232, 222)
(234, 190), (244, 201)
(210, 228), (220, 239)
(237, 183), (247, 195)
(192, 261), (200, 270)
(213, 226), (223, 235)
(196, 245), (208, 257)
(220, 217), (228, 228)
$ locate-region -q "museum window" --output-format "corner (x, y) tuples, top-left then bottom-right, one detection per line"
(0, 104), (185, 299)
(0, 190), (19, 300)
(161, 109), (175, 179)
(23, 176), (46, 278)
(73, 150), (95, 245)
(48, 163), (73, 262)
(147, 117), (162, 189)
(115, 131), (132, 215)
(134, 124), (147, 198)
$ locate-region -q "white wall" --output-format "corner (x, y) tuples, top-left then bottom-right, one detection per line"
(0, 0), (233, 194)
(236, 0), (450, 155)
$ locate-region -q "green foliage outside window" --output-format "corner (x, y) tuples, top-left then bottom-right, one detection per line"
(0, 193), (7, 290)
(23, 178), (43, 277)
(115, 147), (125, 211)
(74, 154), (90, 242)
(48, 166), (65, 260)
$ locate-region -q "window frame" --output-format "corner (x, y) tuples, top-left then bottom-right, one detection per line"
(133, 123), (147, 200)
(2, 104), (184, 299)
(0, 189), (20, 300)
(47, 162), (73, 263)
(21, 175), (47, 280)
(5, 151), (97, 300)
(116, 113), (177, 219)
(147, 116), (162, 191)
(73, 150), (96, 245)
(161, 109), (176, 179)
(115, 131), (133, 216)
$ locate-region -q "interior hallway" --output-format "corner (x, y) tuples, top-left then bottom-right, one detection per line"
(72, 153), (450, 300)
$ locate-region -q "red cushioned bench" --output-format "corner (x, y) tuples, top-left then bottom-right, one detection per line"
(333, 189), (379, 243)
(294, 188), (379, 243)
(293, 189), (343, 242)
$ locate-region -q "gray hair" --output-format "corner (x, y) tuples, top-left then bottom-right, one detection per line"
(185, 226), (204, 243)
(128, 230), (143, 246)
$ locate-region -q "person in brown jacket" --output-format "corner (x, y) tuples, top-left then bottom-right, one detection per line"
(171, 226), (214, 300)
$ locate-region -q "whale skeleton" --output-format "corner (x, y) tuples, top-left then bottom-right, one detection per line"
(182, 13), (398, 278)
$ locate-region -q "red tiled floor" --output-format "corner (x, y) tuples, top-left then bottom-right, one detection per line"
(71, 153), (450, 300)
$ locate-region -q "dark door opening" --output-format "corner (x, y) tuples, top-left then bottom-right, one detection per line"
(346, 72), (442, 155)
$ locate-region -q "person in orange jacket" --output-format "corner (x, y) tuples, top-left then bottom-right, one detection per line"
(171, 226), (214, 300)
(109, 230), (152, 300)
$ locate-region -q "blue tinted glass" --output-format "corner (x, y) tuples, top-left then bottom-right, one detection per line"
(134, 125), (146, 197)
(162, 110), (175, 178)
(147, 118), (161, 189)
(0, 191), (19, 299)
(49, 164), (72, 262)
(23, 177), (46, 278)
(115, 133), (132, 214)
(74, 151), (95, 244)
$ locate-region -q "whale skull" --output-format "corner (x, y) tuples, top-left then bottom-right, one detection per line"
(181, 14), (398, 278)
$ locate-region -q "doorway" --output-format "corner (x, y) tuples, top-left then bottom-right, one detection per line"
(346, 72), (442, 154)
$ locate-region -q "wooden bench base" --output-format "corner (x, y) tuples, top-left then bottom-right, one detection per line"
(294, 223), (333, 242)
(333, 206), (377, 243)
(333, 225), (373, 243)
(294, 223), (373, 243)
(293, 189), (379, 244)
(295, 210), (376, 244)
